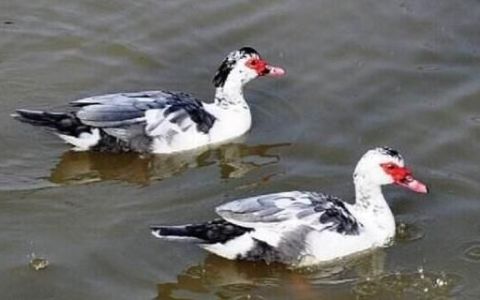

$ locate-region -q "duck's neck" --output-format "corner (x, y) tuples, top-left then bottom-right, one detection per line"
(353, 174), (386, 210)
(213, 81), (249, 109)
(353, 174), (396, 241)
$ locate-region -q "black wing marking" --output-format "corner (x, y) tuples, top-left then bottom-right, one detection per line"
(217, 191), (361, 236)
(73, 90), (216, 134)
(160, 92), (216, 133)
(310, 194), (360, 235)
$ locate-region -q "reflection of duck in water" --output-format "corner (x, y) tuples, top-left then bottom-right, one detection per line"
(156, 250), (388, 299)
(13, 47), (284, 154)
(155, 251), (458, 300)
(151, 147), (428, 267)
(155, 254), (328, 300)
(49, 143), (289, 185)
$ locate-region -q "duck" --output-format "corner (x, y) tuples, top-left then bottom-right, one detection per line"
(12, 47), (285, 154)
(150, 147), (428, 267)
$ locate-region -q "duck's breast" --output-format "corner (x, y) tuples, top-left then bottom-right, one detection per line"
(206, 105), (252, 144)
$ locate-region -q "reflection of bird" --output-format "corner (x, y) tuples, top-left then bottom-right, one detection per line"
(49, 143), (289, 185)
(156, 251), (458, 300)
(155, 251), (388, 300)
(12, 47), (284, 153)
(151, 147), (428, 267)
(155, 255), (286, 300)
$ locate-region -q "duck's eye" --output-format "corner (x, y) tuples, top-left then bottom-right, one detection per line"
(381, 163), (396, 170)
(250, 60), (258, 65)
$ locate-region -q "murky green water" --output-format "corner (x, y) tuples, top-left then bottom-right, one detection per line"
(1, 0), (479, 299)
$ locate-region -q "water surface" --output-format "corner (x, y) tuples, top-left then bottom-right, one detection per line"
(1, 0), (479, 299)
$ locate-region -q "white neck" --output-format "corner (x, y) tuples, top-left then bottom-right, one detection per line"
(352, 174), (396, 242)
(214, 84), (248, 109)
(206, 84), (252, 143)
(353, 174), (386, 210)
(213, 67), (255, 109)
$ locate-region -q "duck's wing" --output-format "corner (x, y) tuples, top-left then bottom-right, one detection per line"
(72, 91), (216, 141)
(216, 191), (360, 236)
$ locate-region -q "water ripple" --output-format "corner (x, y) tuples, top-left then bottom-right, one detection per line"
(460, 242), (480, 263)
(353, 269), (463, 299)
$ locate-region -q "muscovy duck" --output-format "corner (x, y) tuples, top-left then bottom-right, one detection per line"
(12, 47), (285, 153)
(151, 147), (428, 267)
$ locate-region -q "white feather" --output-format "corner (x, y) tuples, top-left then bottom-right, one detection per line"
(201, 233), (255, 260)
(57, 129), (100, 151)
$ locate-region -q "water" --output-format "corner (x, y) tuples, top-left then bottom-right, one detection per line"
(1, 0), (479, 299)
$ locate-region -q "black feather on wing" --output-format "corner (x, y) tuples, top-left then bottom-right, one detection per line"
(72, 90), (216, 134)
(216, 191), (361, 235)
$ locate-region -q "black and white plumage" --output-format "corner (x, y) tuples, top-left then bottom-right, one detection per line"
(151, 147), (429, 267)
(12, 47), (285, 154)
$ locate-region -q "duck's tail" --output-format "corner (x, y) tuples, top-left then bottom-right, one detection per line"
(150, 219), (251, 244)
(12, 109), (100, 150)
(12, 109), (85, 135)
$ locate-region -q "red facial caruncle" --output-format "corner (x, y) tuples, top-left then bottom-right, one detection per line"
(380, 163), (429, 194)
(245, 57), (285, 77)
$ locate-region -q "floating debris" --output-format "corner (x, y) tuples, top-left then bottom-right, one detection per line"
(29, 257), (49, 271)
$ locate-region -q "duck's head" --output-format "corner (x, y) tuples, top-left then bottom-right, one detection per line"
(354, 147), (428, 193)
(213, 47), (285, 89)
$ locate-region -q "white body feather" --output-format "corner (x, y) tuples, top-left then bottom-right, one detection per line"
(152, 148), (428, 267)
(15, 48), (282, 154)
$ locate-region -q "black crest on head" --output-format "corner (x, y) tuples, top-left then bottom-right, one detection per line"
(212, 47), (260, 88)
(238, 47), (259, 56)
(379, 146), (402, 160)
